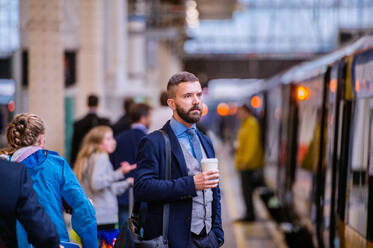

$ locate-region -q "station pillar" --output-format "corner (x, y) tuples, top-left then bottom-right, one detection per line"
(27, 0), (64, 154)
(77, 0), (105, 118)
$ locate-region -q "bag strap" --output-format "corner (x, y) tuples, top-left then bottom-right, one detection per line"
(130, 130), (171, 244)
(159, 129), (170, 245)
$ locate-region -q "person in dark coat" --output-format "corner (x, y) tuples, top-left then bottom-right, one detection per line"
(134, 72), (224, 248)
(0, 159), (60, 248)
(112, 97), (135, 136)
(70, 94), (110, 166)
(110, 103), (152, 229)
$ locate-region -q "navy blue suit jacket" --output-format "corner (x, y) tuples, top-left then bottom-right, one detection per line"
(110, 128), (147, 206)
(0, 160), (60, 247)
(134, 121), (224, 248)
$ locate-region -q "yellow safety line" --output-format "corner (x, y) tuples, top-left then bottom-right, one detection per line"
(219, 154), (247, 248)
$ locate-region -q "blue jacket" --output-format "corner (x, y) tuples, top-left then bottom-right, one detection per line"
(0, 160), (60, 247)
(15, 150), (98, 248)
(110, 128), (147, 206)
(134, 122), (224, 248)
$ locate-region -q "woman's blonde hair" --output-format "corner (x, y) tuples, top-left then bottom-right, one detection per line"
(73, 125), (112, 183)
(0, 113), (45, 155)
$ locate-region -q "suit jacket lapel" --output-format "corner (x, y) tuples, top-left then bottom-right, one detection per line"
(163, 122), (189, 176)
(197, 131), (214, 158)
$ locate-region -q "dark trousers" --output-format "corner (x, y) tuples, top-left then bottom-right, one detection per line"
(239, 170), (256, 219)
(190, 230), (219, 248)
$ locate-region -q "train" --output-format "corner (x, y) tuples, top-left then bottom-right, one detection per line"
(248, 35), (373, 248)
(203, 35), (373, 248)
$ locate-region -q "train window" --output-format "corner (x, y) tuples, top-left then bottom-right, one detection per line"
(345, 98), (372, 237)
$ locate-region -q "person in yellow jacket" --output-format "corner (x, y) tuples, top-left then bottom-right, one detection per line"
(235, 104), (264, 222)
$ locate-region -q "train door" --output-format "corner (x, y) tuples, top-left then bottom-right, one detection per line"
(324, 63), (342, 248)
(337, 50), (373, 247)
(291, 75), (326, 247)
(278, 84), (292, 209)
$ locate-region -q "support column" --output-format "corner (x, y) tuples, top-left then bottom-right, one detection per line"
(77, 0), (104, 118)
(28, 0), (64, 154)
(127, 14), (147, 96)
(103, 0), (128, 121)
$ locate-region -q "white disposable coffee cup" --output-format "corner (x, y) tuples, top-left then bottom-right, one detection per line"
(201, 158), (218, 172)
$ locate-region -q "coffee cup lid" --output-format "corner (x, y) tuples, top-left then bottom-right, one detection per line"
(201, 158), (218, 162)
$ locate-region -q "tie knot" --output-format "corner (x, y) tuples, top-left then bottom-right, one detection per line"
(186, 128), (196, 137)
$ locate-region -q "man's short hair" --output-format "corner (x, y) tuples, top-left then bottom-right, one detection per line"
(167, 72), (199, 98)
(159, 91), (168, 106)
(87, 94), (99, 107)
(123, 97), (135, 113)
(130, 103), (152, 123)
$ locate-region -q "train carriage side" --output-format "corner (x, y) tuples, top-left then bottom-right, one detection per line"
(335, 43), (373, 248)
(261, 36), (373, 248)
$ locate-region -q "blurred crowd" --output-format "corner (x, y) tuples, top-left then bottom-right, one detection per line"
(0, 72), (229, 248)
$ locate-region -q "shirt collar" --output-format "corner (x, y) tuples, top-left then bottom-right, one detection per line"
(131, 123), (148, 133)
(170, 117), (196, 138)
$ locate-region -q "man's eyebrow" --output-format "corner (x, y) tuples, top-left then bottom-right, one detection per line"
(183, 91), (202, 96)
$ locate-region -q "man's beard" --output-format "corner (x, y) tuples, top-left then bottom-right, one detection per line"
(176, 103), (202, 124)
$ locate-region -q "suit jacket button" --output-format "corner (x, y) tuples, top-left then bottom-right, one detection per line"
(185, 217), (191, 222)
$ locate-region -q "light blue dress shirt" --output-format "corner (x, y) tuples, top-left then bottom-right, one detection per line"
(169, 117), (199, 158)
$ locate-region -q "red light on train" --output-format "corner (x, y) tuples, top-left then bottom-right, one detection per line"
(330, 79), (337, 93)
(296, 86), (310, 101)
(217, 102), (230, 116)
(8, 100), (15, 112)
(251, 96), (262, 109)
(355, 80), (360, 92)
(202, 103), (208, 116)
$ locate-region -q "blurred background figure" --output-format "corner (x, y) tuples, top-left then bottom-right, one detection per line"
(110, 103), (152, 229)
(235, 104), (264, 222)
(74, 126), (135, 247)
(112, 97), (135, 136)
(0, 159), (60, 248)
(70, 94), (110, 166)
(148, 91), (172, 132)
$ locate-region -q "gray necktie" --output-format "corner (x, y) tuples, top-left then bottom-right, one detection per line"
(186, 128), (203, 164)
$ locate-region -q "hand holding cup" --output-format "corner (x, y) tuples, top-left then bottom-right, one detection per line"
(193, 158), (219, 191)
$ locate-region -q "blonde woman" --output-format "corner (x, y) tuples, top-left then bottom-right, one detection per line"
(0, 113), (97, 248)
(74, 126), (135, 233)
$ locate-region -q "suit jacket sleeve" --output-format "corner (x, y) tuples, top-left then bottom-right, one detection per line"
(16, 165), (60, 247)
(134, 136), (197, 202)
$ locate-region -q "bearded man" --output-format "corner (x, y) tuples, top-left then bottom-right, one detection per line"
(134, 72), (224, 248)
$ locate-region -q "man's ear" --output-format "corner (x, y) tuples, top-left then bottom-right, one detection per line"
(167, 99), (176, 110)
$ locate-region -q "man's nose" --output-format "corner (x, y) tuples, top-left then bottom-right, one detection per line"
(192, 95), (200, 104)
